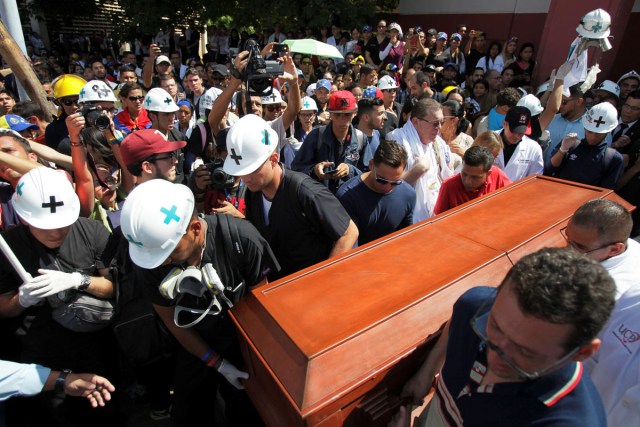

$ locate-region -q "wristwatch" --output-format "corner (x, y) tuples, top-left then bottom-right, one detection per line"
(55, 369), (72, 393)
(78, 274), (91, 291)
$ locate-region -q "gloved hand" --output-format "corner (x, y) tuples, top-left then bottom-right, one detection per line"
(217, 359), (249, 390)
(25, 269), (83, 298)
(555, 59), (575, 81)
(18, 283), (43, 308)
(560, 133), (579, 152)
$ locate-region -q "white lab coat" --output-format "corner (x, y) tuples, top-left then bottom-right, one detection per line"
(493, 133), (543, 182)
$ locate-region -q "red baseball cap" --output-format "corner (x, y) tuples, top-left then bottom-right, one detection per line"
(328, 90), (358, 113)
(120, 129), (186, 166)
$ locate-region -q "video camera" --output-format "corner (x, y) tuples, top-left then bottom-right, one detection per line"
(204, 158), (235, 190)
(243, 39), (284, 97)
(77, 105), (110, 131)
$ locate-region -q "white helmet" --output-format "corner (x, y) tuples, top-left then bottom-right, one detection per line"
(517, 94), (544, 116)
(300, 96), (318, 111)
(617, 70), (640, 86)
(378, 75), (398, 90)
(595, 80), (620, 98)
(535, 81), (551, 97)
(144, 88), (179, 113)
(262, 89), (283, 105)
(576, 9), (611, 39)
(582, 102), (617, 133)
(12, 167), (80, 230)
(79, 80), (117, 103)
(120, 180), (195, 269)
(223, 114), (278, 176)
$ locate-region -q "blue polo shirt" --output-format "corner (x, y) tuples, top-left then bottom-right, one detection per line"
(424, 286), (606, 427)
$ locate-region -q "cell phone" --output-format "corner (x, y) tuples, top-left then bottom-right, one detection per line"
(274, 43), (289, 57)
(323, 166), (339, 175)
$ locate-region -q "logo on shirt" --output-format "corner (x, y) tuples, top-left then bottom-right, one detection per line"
(613, 322), (640, 354)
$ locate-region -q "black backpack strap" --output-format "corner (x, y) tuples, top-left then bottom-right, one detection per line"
(214, 214), (246, 301)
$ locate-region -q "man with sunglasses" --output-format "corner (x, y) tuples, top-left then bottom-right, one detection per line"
(120, 128), (186, 185)
(388, 98), (455, 222)
(336, 140), (414, 245)
(392, 247), (615, 427)
(561, 199), (640, 426)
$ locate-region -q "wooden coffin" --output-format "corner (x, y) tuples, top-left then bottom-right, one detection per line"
(230, 176), (633, 427)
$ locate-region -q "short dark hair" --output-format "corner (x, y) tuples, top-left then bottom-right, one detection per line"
(570, 199), (632, 243)
(413, 71), (430, 88)
(118, 65), (137, 75)
(496, 87), (521, 108)
(357, 97), (383, 117)
(627, 89), (640, 101)
(11, 101), (51, 122)
(463, 146), (494, 172)
(360, 64), (376, 76)
(0, 129), (33, 154)
(0, 88), (17, 100)
(503, 247), (615, 351)
(373, 140), (407, 169)
(119, 82), (143, 98)
(185, 68), (203, 79)
(568, 83), (585, 99)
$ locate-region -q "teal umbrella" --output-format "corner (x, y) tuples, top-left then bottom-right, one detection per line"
(283, 39), (343, 59)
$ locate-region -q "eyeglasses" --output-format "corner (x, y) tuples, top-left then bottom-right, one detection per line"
(416, 116), (445, 127)
(60, 98), (79, 106)
(128, 96), (145, 102)
(560, 98), (575, 106)
(299, 112), (315, 118)
(372, 165), (402, 186)
(150, 151), (178, 162)
(559, 227), (622, 255)
(266, 105), (283, 112)
(470, 289), (580, 380)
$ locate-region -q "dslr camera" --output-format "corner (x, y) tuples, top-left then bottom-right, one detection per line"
(243, 39), (284, 97)
(77, 105), (110, 131)
(205, 158), (235, 190)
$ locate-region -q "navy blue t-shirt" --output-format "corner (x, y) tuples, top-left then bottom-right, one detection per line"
(336, 175), (415, 246)
(428, 286), (607, 427)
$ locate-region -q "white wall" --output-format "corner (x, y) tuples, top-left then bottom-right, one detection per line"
(399, 0), (552, 15)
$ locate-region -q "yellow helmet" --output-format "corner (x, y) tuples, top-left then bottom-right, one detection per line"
(51, 74), (87, 99)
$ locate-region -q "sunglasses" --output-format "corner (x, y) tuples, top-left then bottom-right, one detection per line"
(60, 98), (79, 106)
(416, 117), (445, 127)
(299, 112), (315, 118)
(150, 151), (178, 162)
(373, 165), (402, 186)
(382, 88), (397, 93)
(560, 98), (575, 106)
(128, 96), (145, 102)
(266, 105), (283, 112)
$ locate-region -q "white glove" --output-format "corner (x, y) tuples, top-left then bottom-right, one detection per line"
(217, 359), (249, 390)
(25, 269), (83, 298)
(560, 133), (579, 152)
(555, 59), (575, 81)
(18, 283), (43, 308)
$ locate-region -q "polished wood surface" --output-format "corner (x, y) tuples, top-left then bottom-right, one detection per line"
(230, 176), (635, 426)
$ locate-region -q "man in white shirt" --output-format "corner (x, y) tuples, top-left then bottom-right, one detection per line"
(494, 106), (544, 182)
(388, 98), (454, 222)
(563, 199), (640, 427)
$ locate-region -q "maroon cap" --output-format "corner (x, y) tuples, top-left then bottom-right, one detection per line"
(328, 90), (358, 113)
(120, 129), (186, 166)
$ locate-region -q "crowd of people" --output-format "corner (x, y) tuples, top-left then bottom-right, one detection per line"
(0, 10), (639, 427)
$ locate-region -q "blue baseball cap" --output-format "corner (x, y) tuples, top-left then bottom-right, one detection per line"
(0, 115), (38, 132)
(316, 79), (331, 92)
(363, 25), (372, 33)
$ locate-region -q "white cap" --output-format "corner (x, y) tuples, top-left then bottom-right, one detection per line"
(262, 89), (283, 105)
(617, 70), (640, 85)
(223, 115), (278, 176)
(300, 96), (318, 111)
(144, 88), (179, 113)
(120, 180), (195, 269)
(378, 75), (399, 90)
(306, 83), (317, 97)
(576, 9), (611, 39)
(79, 80), (117, 103)
(13, 167), (80, 230)
(595, 80), (620, 98)
(155, 55), (171, 65)
(517, 94), (544, 116)
(582, 102), (618, 133)
(388, 22), (403, 39)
